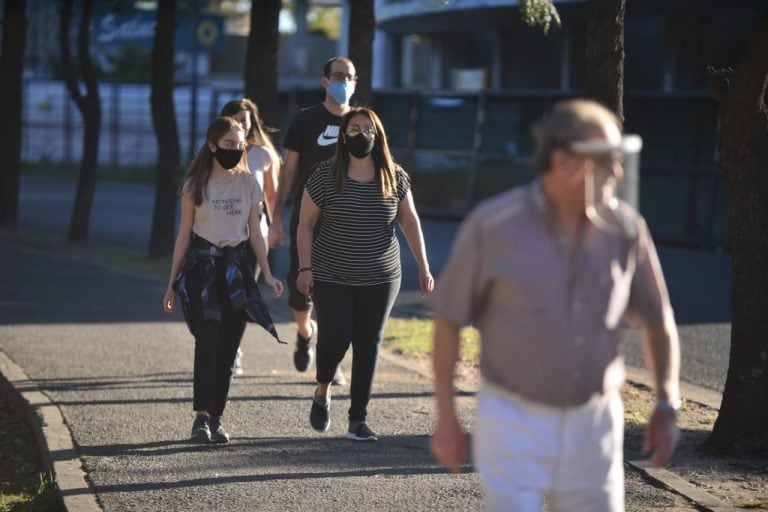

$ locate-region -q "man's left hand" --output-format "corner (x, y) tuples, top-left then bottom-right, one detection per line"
(643, 406), (681, 467)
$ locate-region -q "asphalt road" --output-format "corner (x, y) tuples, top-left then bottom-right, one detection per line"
(0, 243), (483, 511)
(17, 174), (732, 393)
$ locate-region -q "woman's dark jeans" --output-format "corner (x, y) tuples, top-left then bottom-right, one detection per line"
(312, 278), (401, 423)
(186, 263), (246, 417)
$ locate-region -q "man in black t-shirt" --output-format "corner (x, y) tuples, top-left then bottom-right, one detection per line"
(269, 56), (357, 383)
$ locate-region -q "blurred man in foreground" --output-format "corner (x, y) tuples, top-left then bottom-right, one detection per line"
(430, 99), (681, 512)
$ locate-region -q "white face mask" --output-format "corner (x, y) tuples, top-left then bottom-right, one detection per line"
(569, 134), (643, 234)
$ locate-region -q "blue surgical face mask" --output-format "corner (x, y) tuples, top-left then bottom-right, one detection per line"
(327, 81), (355, 105)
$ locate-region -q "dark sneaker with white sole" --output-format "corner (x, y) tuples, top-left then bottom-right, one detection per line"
(209, 416), (230, 444)
(345, 422), (378, 442)
(190, 415), (211, 443)
(293, 320), (316, 372)
(309, 392), (330, 432)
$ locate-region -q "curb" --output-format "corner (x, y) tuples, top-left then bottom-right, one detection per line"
(627, 459), (726, 511)
(0, 351), (102, 512)
(379, 347), (731, 511)
(623, 366), (725, 511)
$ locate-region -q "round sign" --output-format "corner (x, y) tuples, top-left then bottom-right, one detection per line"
(196, 19), (219, 47)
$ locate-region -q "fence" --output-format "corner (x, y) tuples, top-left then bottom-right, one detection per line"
(21, 79), (728, 250)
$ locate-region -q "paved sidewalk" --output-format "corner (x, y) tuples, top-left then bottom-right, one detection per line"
(0, 242), (483, 511)
(0, 239), (735, 511)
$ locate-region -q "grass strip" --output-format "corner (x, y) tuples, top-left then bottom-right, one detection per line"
(383, 317), (480, 364)
(0, 398), (64, 511)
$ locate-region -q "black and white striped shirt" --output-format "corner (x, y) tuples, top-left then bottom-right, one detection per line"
(305, 160), (411, 286)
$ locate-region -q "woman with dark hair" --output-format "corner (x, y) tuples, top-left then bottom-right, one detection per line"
(296, 107), (434, 441)
(162, 116), (283, 444)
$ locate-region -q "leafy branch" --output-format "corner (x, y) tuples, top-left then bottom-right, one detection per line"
(520, 0), (561, 34)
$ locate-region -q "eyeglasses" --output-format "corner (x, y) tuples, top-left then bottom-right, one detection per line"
(329, 71), (358, 83)
(346, 125), (376, 138)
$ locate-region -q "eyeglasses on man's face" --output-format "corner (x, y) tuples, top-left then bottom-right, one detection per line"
(346, 125), (376, 138)
(329, 71), (358, 83)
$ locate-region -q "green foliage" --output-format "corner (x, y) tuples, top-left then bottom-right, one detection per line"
(519, 0), (561, 34)
(307, 5), (341, 39)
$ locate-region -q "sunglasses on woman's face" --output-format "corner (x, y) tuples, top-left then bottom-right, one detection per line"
(346, 125), (376, 138)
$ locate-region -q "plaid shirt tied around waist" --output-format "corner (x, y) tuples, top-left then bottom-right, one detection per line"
(174, 235), (284, 344)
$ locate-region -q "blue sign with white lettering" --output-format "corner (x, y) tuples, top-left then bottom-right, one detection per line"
(94, 12), (156, 45)
(93, 10), (224, 50)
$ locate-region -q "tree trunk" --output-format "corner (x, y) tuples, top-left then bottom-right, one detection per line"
(347, 0), (375, 106)
(585, 0), (625, 125)
(59, 0), (101, 243)
(69, 102), (101, 241)
(244, 0), (281, 135)
(149, 0), (181, 259)
(0, 0), (27, 229)
(703, 14), (768, 454)
(584, 0), (637, 208)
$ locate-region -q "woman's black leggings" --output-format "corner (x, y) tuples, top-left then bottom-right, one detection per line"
(186, 263), (246, 417)
(312, 278), (401, 423)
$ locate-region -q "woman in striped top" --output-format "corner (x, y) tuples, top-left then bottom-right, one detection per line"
(296, 107), (434, 441)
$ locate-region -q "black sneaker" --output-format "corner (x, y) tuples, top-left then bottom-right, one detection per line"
(309, 392), (330, 432)
(209, 416), (230, 444)
(293, 321), (316, 372)
(331, 365), (347, 386)
(345, 422), (378, 442)
(190, 415), (211, 443)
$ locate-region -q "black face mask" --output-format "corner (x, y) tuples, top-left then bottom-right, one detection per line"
(213, 147), (243, 170)
(345, 134), (375, 158)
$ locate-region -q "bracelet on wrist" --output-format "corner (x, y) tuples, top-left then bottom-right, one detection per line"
(297, 267), (312, 273)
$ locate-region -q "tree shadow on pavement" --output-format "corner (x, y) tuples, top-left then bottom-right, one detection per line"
(79, 434), (476, 496)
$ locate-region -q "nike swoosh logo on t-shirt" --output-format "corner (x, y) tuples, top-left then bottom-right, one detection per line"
(317, 133), (338, 146)
(316, 125), (339, 147)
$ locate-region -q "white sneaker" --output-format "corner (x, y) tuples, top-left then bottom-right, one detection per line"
(234, 348), (244, 376)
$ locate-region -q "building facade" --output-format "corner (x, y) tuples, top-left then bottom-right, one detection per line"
(365, 0), (766, 249)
